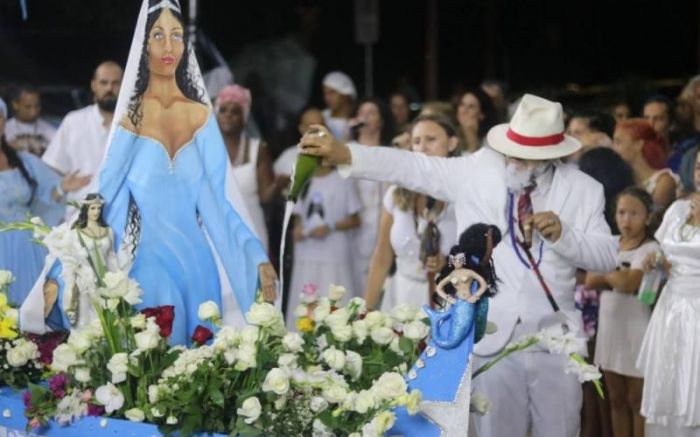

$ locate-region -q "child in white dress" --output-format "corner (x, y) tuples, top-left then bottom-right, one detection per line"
(586, 187), (659, 437)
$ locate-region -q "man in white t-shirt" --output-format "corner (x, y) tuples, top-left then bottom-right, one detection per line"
(321, 71), (356, 141)
(42, 61), (123, 221)
(5, 85), (57, 156)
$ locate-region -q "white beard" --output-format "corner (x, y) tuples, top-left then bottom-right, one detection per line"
(504, 161), (552, 194)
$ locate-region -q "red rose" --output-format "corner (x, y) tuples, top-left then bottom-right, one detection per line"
(141, 305), (175, 338)
(192, 325), (213, 346)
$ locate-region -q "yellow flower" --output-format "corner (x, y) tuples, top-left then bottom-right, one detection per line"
(0, 317), (18, 340)
(296, 317), (315, 333)
(404, 390), (422, 414)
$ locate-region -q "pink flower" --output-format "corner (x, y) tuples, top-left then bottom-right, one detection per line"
(301, 284), (318, 304)
(28, 418), (41, 429)
(48, 374), (67, 399)
(81, 390), (93, 403)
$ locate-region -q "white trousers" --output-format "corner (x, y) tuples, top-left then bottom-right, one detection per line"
(471, 351), (582, 437)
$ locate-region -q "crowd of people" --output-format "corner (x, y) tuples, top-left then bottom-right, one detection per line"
(2, 59), (700, 436)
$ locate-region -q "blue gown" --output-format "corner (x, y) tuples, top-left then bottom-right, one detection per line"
(97, 114), (268, 345)
(0, 152), (64, 306)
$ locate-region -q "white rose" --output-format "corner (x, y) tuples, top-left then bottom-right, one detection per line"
(325, 307), (350, 329)
(197, 300), (220, 321)
(331, 324), (353, 342)
(52, 344), (80, 372)
(75, 367), (92, 383)
(391, 304), (417, 323)
(67, 330), (92, 355)
(134, 330), (159, 352)
(363, 311), (386, 329)
(372, 411), (396, 434)
(322, 384), (348, 404)
(223, 349), (237, 365)
(328, 284), (346, 301)
(166, 416), (178, 425)
(309, 396), (328, 413)
(274, 396), (287, 410)
(470, 392), (491, 416)
(262, 368), (290, 395)
(278, 353), (298, 369)
(107, 353), (129, 384)
(6, 343), (34, 367)
(246, 302), (281, 328)
(0, 270), (14, 288)
(389, 336), (404, 356)
(237, 396), (261, 424)
(322, 347), (346, 371)
(282, 332), (304, 352)
(293, 304), (308, 318)
(352, 320), (369, 344)
(347, 297), (367, 315)
(353, 389), (376, 414)
(130, 314), (146, 330)
(312, 418), (334, 437)
(148, 385), (160, 403)
(373, 372), (407, 400)
(370, 326), (395, 345)
(151, 407), (164, 418)
(100, 271), (141, 304)
(403, 320), (430, 341)
(95, 383), (124, 414)
(344, 350), (363, 381)
(234, 344), (257, 371)
(240, 325), (260, 344)
(124, 408), (145, 422)
(312, 300), (331, 323)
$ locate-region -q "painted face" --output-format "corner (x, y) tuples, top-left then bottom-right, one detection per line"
(456, 93), (484, 127)
(216, 102), (245, 135)
(694, 153), (700, 192)
(298, 109), (325, 135)
(12, 91), (41, 123)
(87, 203), (102, 222)
(411, 120), (455, 157)
(356, 102), (383, 133)
(612, 128), (641, 163)
(643, 102), (671, 137)
(615, 194), (648, 239)
(147, 9), (185, 77)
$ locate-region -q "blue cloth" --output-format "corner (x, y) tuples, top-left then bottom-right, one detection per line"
(96, 114), (268, 345)
(0, 152), (63, 305)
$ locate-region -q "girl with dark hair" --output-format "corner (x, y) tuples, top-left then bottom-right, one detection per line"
(455, 88), (497, 154)
(585, 187), (659, 437)
(364, 114), (459, 311)
(0, 98), (89, 306)
(90, 0), (277, 345)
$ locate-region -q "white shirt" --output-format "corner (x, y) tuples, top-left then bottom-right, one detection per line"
(42, 104), (111, 220)
(5, 117), (57, 155)
(322, 109), (352, 141)
(273, 146), (299, 177)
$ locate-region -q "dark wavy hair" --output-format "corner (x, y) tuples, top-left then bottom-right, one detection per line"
(1, 136), (36, 203)
(351, 98), (395, 146)
(614, 186), (656, 239)
(127, 0), (205, 127)
(72, 193), (109, 230)
(436, 223), (502, 299)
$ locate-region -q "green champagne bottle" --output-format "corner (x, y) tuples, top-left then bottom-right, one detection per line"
(287, 154), (320, 202)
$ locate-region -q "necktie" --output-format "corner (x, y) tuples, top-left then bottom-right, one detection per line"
(517, 184), (536, 248)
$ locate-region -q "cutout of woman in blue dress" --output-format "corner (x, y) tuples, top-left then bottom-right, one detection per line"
(95, 0), (277, 345)
(391, 223), (501, 436)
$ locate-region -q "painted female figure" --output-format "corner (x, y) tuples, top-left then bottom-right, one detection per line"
(97, 0), (276, 344)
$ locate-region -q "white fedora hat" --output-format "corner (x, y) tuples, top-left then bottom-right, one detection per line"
(487, 94), (581, 160)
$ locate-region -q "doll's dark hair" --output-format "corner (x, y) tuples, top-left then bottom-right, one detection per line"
(127, 0), (205, 127)
(436, 223), (502, 300)
(72, 194), (109, 230)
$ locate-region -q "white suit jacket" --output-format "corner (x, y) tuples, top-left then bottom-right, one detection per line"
(340, 145), (618, 356)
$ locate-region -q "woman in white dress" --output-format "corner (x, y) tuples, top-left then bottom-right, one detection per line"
(637, 151), (700, 437)
(287, 166), (361, 330)
(364, 114), (459, 311)
(585, 187), (659, 437)
(349, 99), (395, 296)
(215, 85), (281, 252)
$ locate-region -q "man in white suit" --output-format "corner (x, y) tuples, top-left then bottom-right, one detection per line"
(299, 94), (618, 437)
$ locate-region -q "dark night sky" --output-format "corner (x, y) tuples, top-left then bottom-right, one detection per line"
(0, 0), (697, 113)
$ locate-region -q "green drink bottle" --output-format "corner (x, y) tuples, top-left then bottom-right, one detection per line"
(287, 154), (320, 202)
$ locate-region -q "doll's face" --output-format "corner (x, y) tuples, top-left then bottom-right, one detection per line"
(147, 9), (185, 78)
(87, 203), (102, 222)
